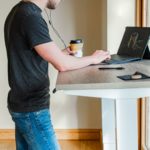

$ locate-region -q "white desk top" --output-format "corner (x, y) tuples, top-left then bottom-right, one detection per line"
(56, 60), (150, 91)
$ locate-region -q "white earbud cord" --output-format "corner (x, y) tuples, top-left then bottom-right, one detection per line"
(44, 9), (67, 48)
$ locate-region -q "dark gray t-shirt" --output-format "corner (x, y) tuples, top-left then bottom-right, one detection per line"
(4, 1), (52, 112)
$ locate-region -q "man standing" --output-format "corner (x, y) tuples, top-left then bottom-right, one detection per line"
(4, 0), (110, 149)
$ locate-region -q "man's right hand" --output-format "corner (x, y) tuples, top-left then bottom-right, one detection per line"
(91, 50), (111, 64)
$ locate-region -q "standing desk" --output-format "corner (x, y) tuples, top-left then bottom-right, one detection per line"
(55, 60), (150, 150)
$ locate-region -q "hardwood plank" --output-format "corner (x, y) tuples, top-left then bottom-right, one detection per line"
(0, 140), (102, 150)
(56, 129), (100, 140)
(0, 129), (101, 141)
(0, 129), (102, 149)
(0, 141), (16, 150)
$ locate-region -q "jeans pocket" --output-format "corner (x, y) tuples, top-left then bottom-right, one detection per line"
(34, 110), (60, 149)
(34, 109), (53, 131)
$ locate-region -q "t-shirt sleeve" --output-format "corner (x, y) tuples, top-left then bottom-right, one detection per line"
(21, 14), (52, 49)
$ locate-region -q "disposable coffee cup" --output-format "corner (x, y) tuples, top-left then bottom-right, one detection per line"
(70, 39), (83, 57)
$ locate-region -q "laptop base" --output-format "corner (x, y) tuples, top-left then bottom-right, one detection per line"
(103, 54), (142, 64)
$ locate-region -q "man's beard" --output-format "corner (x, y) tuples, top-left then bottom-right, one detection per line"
(47, 0), (59, 9)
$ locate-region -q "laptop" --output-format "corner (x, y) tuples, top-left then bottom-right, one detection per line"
(103, 27), (150, 64)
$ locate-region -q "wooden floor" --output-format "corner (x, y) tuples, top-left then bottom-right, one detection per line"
(0, 140), (102, 150)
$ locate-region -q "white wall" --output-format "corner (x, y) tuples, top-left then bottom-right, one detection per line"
(107, 0), (136, 54)
(0, 0), (20, 129)
(147, 0), (150, 27)
(0, 0), (106, 129)
(144, 1), (150, 148)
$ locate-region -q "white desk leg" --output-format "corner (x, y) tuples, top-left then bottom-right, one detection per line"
(102, 99), (117, 150)
(116, 99), (138, 150)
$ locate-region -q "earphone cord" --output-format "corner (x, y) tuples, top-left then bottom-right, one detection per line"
(45, 9), (67, 48)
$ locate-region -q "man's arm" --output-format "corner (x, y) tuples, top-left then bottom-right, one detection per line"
(34, 41), (110, 72)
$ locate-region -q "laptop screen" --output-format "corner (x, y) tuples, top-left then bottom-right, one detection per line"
(117, 27), (150, 58)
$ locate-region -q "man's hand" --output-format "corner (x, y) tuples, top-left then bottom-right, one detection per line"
(62, 47), (76, 55)
(91, 50), (111, 64)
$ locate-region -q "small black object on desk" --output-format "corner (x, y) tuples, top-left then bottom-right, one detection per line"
(98, 67), (125, 70)
(53, 88), (57, 94)
(117, 71), (150, 80)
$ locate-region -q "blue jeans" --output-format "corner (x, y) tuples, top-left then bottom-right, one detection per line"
(10, 109), (61, 150)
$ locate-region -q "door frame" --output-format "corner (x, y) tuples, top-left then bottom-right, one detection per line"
(136, 1), (149, 150)
(136, 1), (148, 150)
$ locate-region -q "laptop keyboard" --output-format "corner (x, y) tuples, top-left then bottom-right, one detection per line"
(103, 54), (141, 64)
